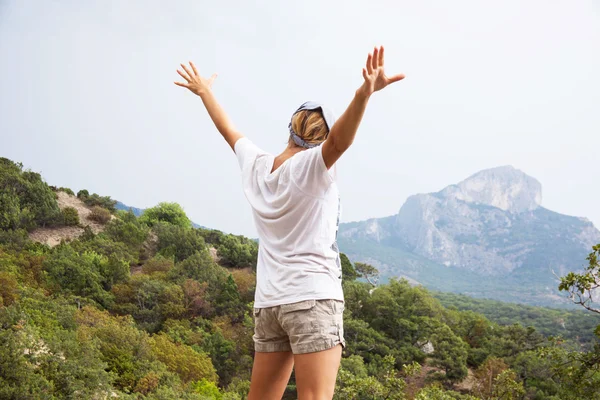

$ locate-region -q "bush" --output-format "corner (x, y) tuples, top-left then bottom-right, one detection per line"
(140, 203), (191, 229)
(62, 207), (80, 226)
(0, 157), (61, 230)
(83, 193), (117, 212)
(216, 235), (258, 269)
(58, 187), (75, 196)
(89, 206), (111, 224)
(77, 189), (89, 199)
(154, 223), (206, 263)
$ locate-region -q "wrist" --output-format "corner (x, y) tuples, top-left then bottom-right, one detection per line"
(198, 87), (214, 98)
(355, 85), (372, 101)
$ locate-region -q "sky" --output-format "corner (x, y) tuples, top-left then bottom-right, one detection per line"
(1, 0), (599, 237)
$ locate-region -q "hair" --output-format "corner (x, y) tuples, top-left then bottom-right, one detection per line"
(289, 110), (329, 147)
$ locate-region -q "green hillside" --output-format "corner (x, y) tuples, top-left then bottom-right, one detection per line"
(1, 157), (599, 399)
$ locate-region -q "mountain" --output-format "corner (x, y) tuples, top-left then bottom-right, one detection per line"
(115, 201), (145, 217)
(338, 166), (600, 307)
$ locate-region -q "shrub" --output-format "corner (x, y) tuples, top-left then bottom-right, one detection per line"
(216, 235), (258, 269)
(140, 203), (191, 228)
(83, 193), (117, 212)
(0, 157), (61, 230)
(62, 207), (80, 226)
(77, 189), (89, 199)
(154, 222), (206, 262)
(58, 187), (75, 196)
(89, 206), (111, 224)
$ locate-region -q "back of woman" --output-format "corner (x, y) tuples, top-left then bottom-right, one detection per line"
(175, 45), (404, 400)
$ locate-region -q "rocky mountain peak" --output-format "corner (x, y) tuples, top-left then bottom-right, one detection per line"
(440, 165), (542, 213)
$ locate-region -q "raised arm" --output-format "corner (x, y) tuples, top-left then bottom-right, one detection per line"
(322, 46), (405, 169)
(174, 62), (243, 151)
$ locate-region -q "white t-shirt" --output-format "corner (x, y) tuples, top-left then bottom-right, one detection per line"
(234, 137), (344, 308)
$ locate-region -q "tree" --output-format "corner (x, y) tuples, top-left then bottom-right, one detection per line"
(341, 253), (360, 281)
(140, 202), (192, 228)
(0, 158), (61, 230)
(559, 244), (600, 314)
(43, 245), (114, 307)
(430, 324), (469, 383)
(216, 234), (257, 269)
(154, 222), (206, 262)
(149, 333), (217, 384)
(354, 262), (380, 287)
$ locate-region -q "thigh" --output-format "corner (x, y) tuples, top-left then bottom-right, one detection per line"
(294, 344), (342, 400)
(248, 351), (294, 400)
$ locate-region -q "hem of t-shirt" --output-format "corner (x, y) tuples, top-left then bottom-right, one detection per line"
(254, 293), (345, 309)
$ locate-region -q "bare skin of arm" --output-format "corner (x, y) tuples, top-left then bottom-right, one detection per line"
(174, 62), (243, 151)
(322, 46), (405, 169)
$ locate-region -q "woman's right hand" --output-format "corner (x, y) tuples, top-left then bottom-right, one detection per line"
(358, 46), (405, 97)
(174, 61), (217, 96)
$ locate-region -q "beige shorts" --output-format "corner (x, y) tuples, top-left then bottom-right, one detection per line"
(253, 299), (345, 354)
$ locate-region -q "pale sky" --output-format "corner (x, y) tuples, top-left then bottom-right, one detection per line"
(1, 0), (599, 237)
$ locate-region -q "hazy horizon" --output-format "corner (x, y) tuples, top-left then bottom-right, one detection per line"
(2, 0), (599, 237)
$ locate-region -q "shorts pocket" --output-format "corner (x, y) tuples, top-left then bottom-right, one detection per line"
(280, 299), (316, 313)
(280, 300), (319, 334)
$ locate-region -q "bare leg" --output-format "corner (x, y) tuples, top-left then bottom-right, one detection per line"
(294, 344), (342, 400)
(248, 351), (294, 400)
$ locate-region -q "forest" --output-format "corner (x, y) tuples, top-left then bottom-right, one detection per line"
(1, 156), (599, 400)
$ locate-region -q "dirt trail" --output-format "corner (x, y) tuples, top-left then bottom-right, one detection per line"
(28, 191), (108, 247)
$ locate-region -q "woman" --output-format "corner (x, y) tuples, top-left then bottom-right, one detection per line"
(175, 46), (404, 400)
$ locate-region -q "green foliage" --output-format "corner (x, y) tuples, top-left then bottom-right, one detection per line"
(216, 234), (258, 269)
(415, 384), (479, 400)
(559, 244), (600, 314)
(78, 191), (117, 212)
(61, 206), (80, 226)
(341, 252), (360, 281)
(88, 205), (111, 224)
(2, 159), (600, 399)
(111, 274), (185, 332)
(435, 291), (600, 347)
(140, 202), (192, 228)
(103, 211), (149, 247)
(335, 355), (406, 400)
(430, 323), (469, 383)
(0, 157), (61, 230)
(191, 378), (223, 399)
(57, 187), (75, 196)
(354, 261), (380, 286)
(149, 332), (217, 384)
(0, 296), (113, 399)
(155, 222), (207, 262)
(43, 245), (115, 307)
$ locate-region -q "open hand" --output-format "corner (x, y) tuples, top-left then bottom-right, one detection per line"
(174, 62), (217, 96)
(360, 46), (405, 96)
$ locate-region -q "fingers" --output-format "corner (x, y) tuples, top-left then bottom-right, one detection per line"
(366, 53), (374, 74)
(174, 81), (189, 88)
(372, 47), (379, 70)
(387, 73), (406, 84)
(378, 46), (384, 66)
(180, 63), (194, 81)
(177, 69), (191, 82)
(190, 61), (199, 77)
(362, 68), (368, 81)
